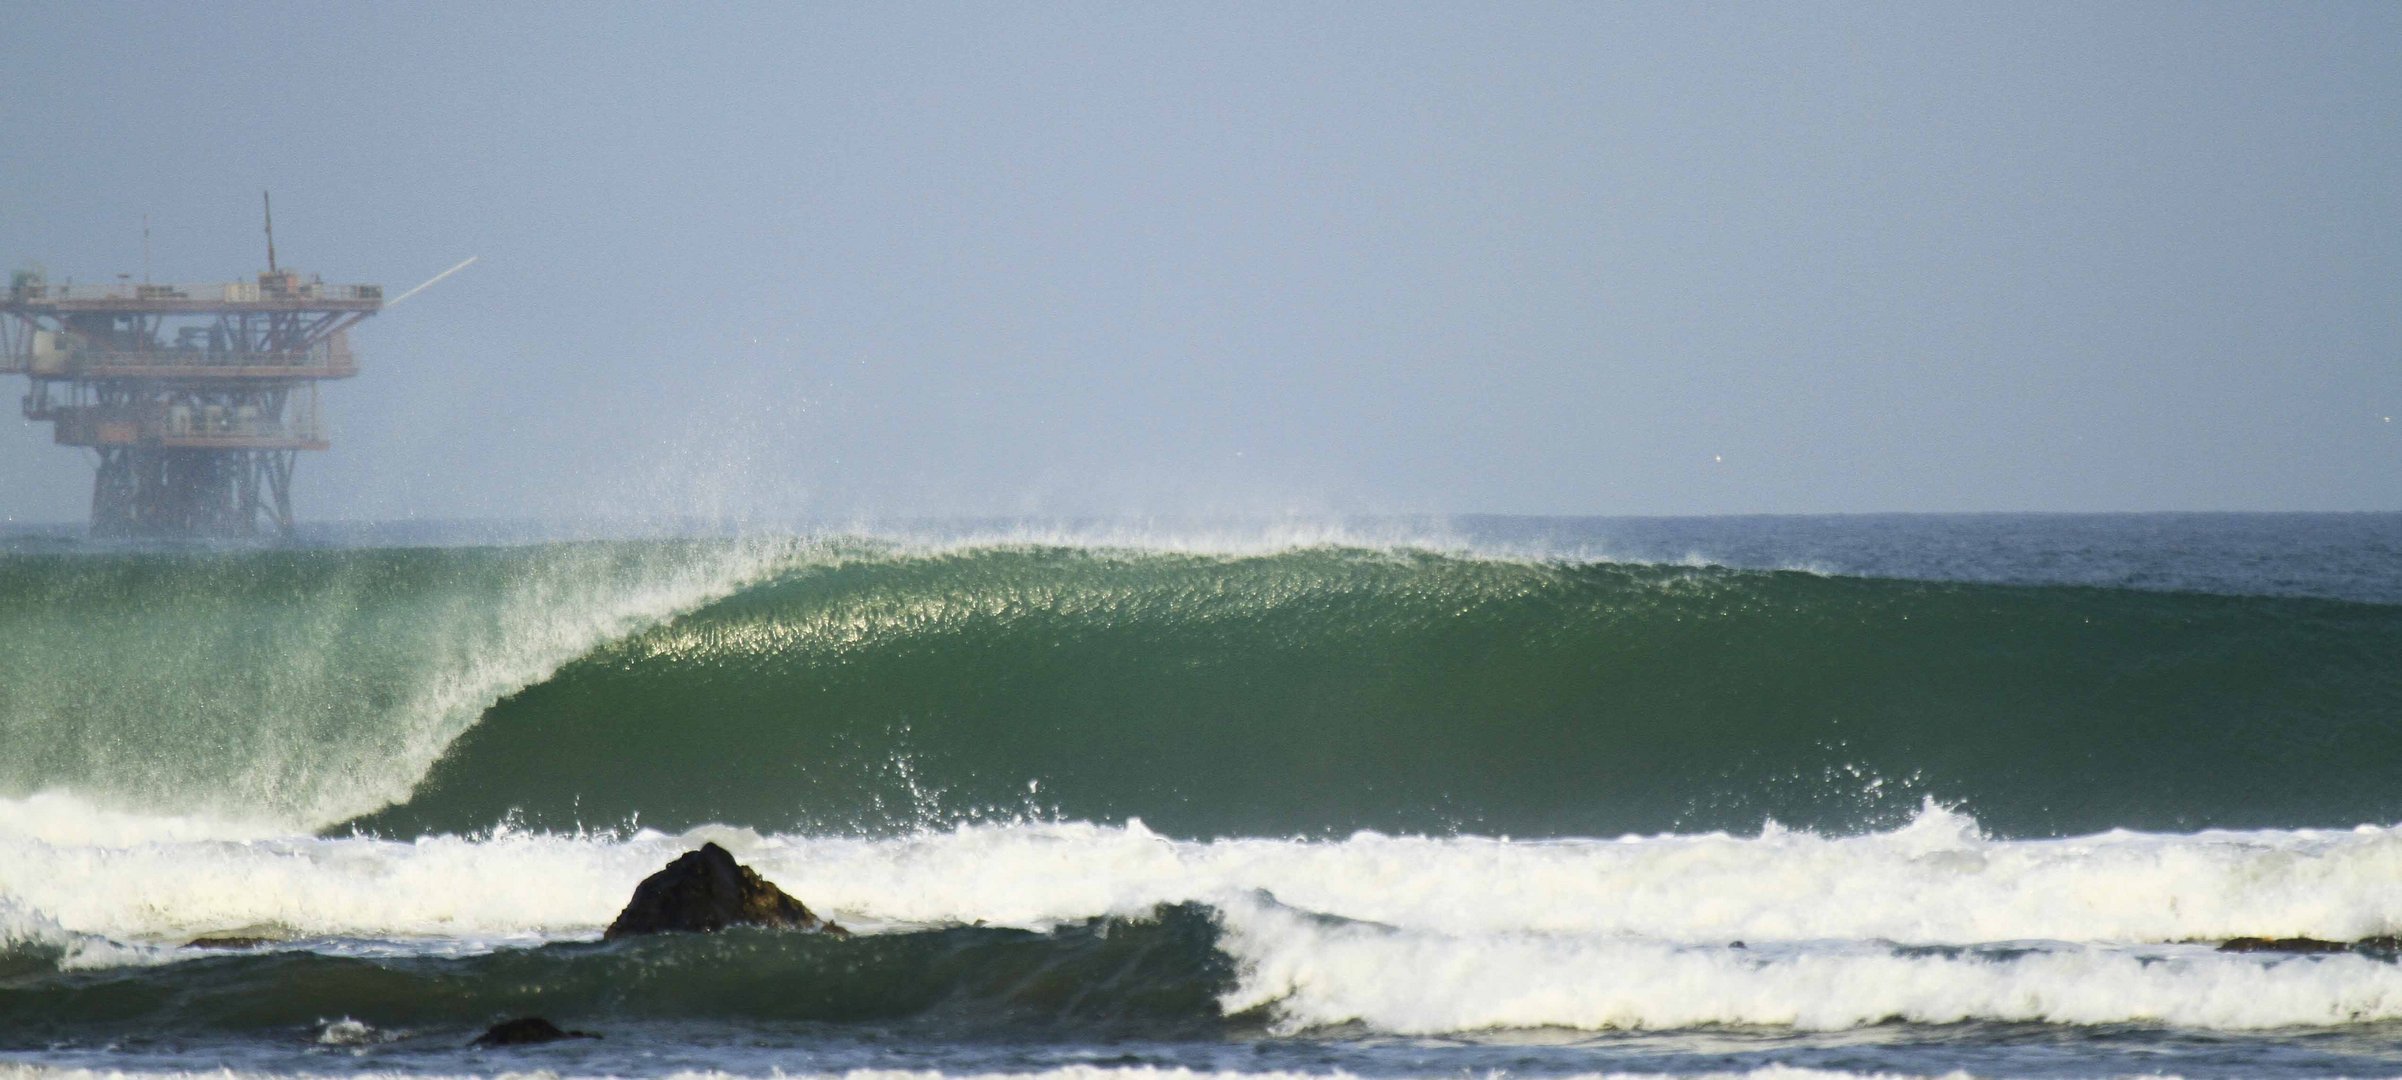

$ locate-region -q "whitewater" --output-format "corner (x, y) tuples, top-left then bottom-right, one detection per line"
(3, 514), (2402, 1080)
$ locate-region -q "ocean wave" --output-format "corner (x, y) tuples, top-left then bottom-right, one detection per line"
(8, 809), (2402, 1035)
(3, 539), (2398, 841)
(0, 905), (1229, 1036)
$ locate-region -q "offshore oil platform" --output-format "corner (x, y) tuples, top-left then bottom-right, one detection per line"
(0, 200), (421, 540)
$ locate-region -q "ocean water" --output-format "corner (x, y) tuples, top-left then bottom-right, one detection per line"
(2, 513), (2400, 1080)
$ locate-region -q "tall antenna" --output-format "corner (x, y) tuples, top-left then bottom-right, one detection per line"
(142, 215), (152, 284)
(262, 191), (278, 274)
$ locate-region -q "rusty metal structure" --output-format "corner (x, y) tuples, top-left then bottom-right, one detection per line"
(0, 207), (381, 539)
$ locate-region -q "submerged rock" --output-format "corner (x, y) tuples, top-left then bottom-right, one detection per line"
(2218, 935), (2402, 954)
(184, 923), (292, 949)
(183, 935), (275, 950)
(603, 842), (842, 939)
(471, 1017), (599, 1046)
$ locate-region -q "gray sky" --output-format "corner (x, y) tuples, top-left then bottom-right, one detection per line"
(2, 2), (2396, 523)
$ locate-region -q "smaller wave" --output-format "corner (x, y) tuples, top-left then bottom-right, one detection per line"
(1216, 892), (2402, 1032)
(13, 806), (2402, 1035)
(0, 898), (162, 978)
(0, 907), (1229, 1037)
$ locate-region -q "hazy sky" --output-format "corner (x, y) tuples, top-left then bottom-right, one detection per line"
(2, 2), (2397, 523)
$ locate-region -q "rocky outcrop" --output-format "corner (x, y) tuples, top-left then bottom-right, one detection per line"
(603, 842), (842, 939)
(471, 1017), (598, 1046)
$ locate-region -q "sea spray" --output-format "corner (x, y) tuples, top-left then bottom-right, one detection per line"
(0, 539), (803, 830)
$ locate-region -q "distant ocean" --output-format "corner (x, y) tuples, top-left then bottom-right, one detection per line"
(3, 513), (2400, 1080)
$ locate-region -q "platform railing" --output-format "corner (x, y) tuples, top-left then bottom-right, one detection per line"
(5, 281), (382, 304)
(1, 343), (357, 378)
(49, 403), (328, 446)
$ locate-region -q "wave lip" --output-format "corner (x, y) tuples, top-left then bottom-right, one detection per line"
(0, 538), (807, 832)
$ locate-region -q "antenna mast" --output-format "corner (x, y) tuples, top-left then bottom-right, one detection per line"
(262, 191), (278, 274)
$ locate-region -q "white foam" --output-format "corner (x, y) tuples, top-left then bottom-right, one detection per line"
(757, 805), (2402, 946)
(0, 791), (289, 846)
(0, 826), (656, 945)
(12, 805), (2402, 948)
(310, 1016), (393, 1047)
(10, 804), (2402, 1032)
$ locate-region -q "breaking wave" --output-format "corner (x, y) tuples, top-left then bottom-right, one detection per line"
(0, 538), (2395, 839)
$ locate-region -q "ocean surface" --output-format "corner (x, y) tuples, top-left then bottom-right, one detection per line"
(2, 513), (2400, 1080)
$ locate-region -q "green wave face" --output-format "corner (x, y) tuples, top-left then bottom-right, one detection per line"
(353, 545), (2402, 840)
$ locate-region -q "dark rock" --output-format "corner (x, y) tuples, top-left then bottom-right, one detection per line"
(184, 935), (274, 950)
(603, 842), (843, 939)
(184, 924), (290, 949)
(2218, 936), (2376, 954)
(471, 1017), (599, 1046)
